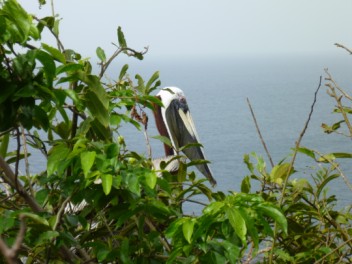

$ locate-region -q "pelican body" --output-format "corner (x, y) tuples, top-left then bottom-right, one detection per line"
(153, 87), (216, 186)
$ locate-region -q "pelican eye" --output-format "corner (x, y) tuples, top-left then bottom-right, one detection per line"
(178, 97), (188, 112)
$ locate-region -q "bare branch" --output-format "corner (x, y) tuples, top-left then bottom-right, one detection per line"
(20, 126), (34, 197)
(269, 76), (322, 264)
(325, 68), (352, 101)
(0, 214), (26, 264)
(0, 155), (43, 213)
(99, 46), (148, 79)
(280, 76), (322, 204)
(247, 98), (274, 168)
(334, 43), (352, 55)
(144, 217), (172, 252)
(325, 69), (352, 136)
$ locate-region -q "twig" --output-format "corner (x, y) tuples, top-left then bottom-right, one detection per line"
(0, 214), (26, 264)
(269, 76), (322, 264)
(0, 156), (43, 213)
(314, 237), (352, 264)
(144, 217), (171, 252)
(99, 46), (148, 79)
(70, 82), (79, 139)
(25, 132), (48, 157)
(325, 69), (352, 101)
(53, 196), (72, 231)
(325, 69), (352, 136)
(243, 244), (272, 264)
(334, 43), (352, 55)
(182, 198), (208, 207)
(312, 149), (352, 191)
(20, 125), (34, 197)
(15, 127), (21, 190)
(247, 98), (274, 168)
(280, 76), (322, 204)
(50, 0), (64, 52)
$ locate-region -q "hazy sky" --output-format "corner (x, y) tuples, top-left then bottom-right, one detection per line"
(21, 1), (352, 59)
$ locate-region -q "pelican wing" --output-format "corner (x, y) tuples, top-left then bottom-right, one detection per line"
(165, 100), (217, 186)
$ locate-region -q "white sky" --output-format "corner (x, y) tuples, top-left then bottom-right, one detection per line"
(20, 0), (352, 59)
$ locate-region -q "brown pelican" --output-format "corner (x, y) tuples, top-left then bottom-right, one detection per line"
(153, 87), (216, 187)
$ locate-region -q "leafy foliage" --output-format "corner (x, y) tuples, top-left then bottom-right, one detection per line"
(0, 0), (351, 263)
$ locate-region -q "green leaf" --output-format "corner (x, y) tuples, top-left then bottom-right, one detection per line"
(0, 211), (15, 234)
(243, 154), (254, 173)
(35, 189), (49, 206)
(256, 204), (287, 234)
(47, 143), (70, 176)
(56, 63), (84, 75)
(182, 218), (195, 244)
(1, 0), (32, 43)
(317, 153), (336, 163)
(238, 207), (259, 249)
(329, 152), (352, 159)
(96, 47), (106, 62)
(135, 74), (144, 92)
(143, 95), (163, 107)
(222, 240), (241, 264)
(101, 174), (113, 195)
(64, 89), (84, 110)
(34, 50), (56, 86)
(119, 64), (129, 80)
(53, 17), (60, 36)
(270, 163), (293, 185)
(80, 151), (96, 178)
(146, 71), (160, 93)
(37, 230), (59, 244)
(203, 201), (224, 215)
(42, 43), (66, 63)
(85, 89), (110, 126)
(79, 73), (109, 127)
(177, 160), (187, 183)
(126, 173), (140, 196)
(117, 26), (127, 48)
(21, 212), (49, 226)
(296, 147), (316, 159)
(165, 218), (185, 238)
(241, 175), (251, 193)
(317, 174), (339, 198)
(0, 133), (10, 158)
(105, 143), (119, 158)
(226, 206), (247, 245)
(145, 171), (157, 189)
(151, 135), (172, 147)
(33, 105), (49, 130)
(110, 113), (121, 126)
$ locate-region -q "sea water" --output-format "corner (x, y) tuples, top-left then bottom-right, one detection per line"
(116, 53), (352, 209)
(11, 53), (352, 211)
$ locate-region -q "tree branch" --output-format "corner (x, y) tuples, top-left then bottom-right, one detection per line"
(0, 156), (43, 213)
(269, 76), (322, 264)
(247, 98), (274, 168)
(0, 214), (26, 264)
(334, 43), (352, 55)
(99, 46), (148, 79)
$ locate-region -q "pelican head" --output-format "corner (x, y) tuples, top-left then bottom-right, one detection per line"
(153, 87), (216, 186)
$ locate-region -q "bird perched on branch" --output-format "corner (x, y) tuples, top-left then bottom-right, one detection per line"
(152, 87), (216, 187)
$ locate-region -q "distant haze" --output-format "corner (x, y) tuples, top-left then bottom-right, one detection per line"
(20, 0), (352, 59)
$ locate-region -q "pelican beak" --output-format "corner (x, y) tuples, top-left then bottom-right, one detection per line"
(165, 97), (217, 186)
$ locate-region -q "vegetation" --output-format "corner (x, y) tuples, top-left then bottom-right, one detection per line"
(0, 0), (350, 263)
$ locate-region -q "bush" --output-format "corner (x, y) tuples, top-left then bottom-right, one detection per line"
(0, 0), (350, 263)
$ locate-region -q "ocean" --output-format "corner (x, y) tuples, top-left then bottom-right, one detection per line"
(116, 53), (352, 208)
(11, 53), (352, 210)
